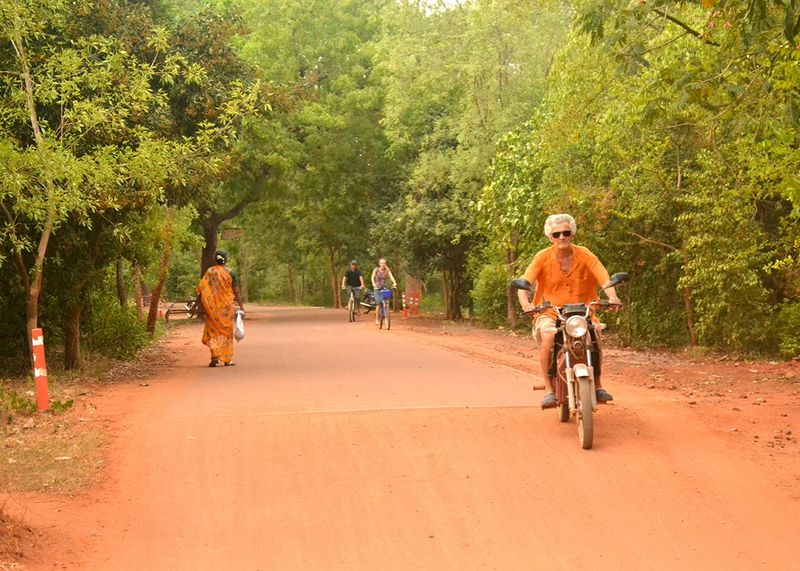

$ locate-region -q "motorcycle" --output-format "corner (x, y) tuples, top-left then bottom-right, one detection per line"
(511, 272), (629, 449)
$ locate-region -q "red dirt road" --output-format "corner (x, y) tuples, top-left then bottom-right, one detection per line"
(5, 306), (800, 569)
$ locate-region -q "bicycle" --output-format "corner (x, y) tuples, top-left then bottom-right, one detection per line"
(376, 287), (393, 330)
(344, 287), (361, 322)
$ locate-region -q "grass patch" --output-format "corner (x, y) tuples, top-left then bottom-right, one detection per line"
(0, 384), (36, 423)
(1, 381), (104, 496)
(1, 412), (105, 494)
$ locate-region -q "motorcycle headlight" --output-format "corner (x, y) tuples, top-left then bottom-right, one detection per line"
(564, 315), (589, 338)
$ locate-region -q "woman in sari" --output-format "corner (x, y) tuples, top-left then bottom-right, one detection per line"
(196, 250), (245, 367)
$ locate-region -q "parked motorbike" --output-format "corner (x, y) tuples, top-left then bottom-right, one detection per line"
(511, 272), (629, 449)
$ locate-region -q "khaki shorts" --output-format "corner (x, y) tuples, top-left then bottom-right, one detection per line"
(532, 315), (557, 346)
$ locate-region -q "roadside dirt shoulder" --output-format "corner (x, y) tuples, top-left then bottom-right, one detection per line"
(0, 331), (180, 568)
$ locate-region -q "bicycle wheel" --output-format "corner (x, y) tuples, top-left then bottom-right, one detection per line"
(385, 301), (391, 330)
(348, 296), (355, 322)
(378, 303), (385, 329)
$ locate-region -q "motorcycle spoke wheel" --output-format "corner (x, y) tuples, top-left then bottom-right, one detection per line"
(558, 402), (569, 423)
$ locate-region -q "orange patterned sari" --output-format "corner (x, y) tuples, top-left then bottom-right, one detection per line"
(196, 265), (236, 363)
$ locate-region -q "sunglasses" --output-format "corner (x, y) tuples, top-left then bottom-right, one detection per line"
(551, 230), (572, 239)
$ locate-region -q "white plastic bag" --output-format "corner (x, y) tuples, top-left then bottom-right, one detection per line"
(234, 310), (245, 341)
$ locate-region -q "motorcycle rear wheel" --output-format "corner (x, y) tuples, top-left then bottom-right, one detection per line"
(577, 379), (594, 449)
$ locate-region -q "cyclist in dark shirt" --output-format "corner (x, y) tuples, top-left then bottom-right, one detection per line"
(341, 260), (365, 305)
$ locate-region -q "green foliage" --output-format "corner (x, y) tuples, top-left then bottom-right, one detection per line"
(2, 0), (799, 360)
(0, 0), (272, 371)
(0, 279), (27, 359)
(233, 0), (400, 306)
(0, 382), (73, 423)
(777, 303), (800, 359)
(85, 292), (150, 360)
(474, 0), (800, 354)
(471, 262), (509, 328)
(0, 384), (36, 423)
(50, 398), (74, 414)
(377, 0), (569, 318)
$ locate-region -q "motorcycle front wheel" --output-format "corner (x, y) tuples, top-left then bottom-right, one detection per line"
(577, 379), (594, 449)
(558, 402), (569, 423)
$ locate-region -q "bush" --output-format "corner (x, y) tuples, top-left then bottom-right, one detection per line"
(85, 294), (150, 360)
(471, 263), (508, 328)
(0, 281), (28, 359)
(777, 303), (800, 359)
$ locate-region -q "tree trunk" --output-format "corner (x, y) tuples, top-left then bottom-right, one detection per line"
(505, 237), (519, 329)
(200, 219), (219, 278)
(24, 207), (55, 373)
(63, 303), (83, 370)
(442, 269), (463, 321)
(286, 265), (295, 302)
(443, 270), (451, 320)
(300, 271), (305, 302)
(451, 271), (463, 321)
(682, 253), (698, 346)
(133, 266), (145, 320)
(25, 293), (39, 370)
(147, 208), (175, 335)
(10, 4), (52, 373)
(116, 257), (127, 308)
(239, 243), (249, 303)
(328, 247), (341, 308)
(675, 146), (697, 346)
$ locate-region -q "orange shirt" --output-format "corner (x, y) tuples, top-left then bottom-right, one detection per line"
(522, 245), (611, 310)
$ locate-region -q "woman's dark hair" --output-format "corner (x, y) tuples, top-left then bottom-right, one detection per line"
(215, 250), (228, 265)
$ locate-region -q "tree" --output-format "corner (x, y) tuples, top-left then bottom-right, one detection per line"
(486, 0), (800, 350)
(476, 122), (547, 327)
(378, 0), (569, 318)
(0, 0), (182, 368)
(238, 0), (400, 307)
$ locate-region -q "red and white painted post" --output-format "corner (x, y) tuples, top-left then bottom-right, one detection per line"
(402, 291), (408, 318)
(31, 328), (50, 412)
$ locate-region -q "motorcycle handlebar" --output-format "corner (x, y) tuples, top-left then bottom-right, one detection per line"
(520, 299), (622, 316)
(520, 303), (551, 316)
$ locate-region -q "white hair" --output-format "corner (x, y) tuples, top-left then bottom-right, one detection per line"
(544, 214), (577, 236)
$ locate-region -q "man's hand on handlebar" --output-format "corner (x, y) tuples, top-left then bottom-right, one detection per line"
(521, 300), (550, 314)
(592, 298), (622, 312)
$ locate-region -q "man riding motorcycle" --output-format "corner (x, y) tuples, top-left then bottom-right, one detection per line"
(516, 214), (621, 409)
